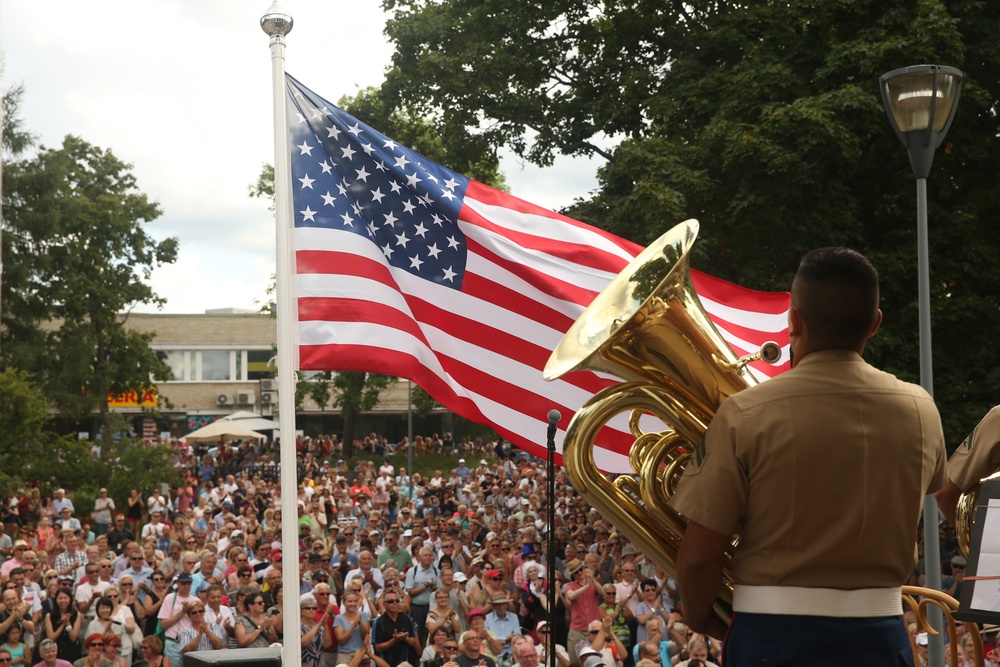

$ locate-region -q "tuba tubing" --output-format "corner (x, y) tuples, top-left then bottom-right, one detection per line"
(546, 220), (780, 628)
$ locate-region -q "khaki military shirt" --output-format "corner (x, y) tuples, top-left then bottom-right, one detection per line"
(671, 349), (947, 589)
(948, 406), (1000, 492)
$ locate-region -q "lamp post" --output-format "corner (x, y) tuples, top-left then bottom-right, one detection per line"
(880, 64), (962, 667)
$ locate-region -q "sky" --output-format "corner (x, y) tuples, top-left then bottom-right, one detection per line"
(0, 0), (599, 313)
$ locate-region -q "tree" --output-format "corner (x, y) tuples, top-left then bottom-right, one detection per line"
(380, 0), (1000, 446)
(2, 134), (179, 442)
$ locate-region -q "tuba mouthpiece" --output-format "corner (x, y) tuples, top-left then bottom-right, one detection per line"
(759, 341), (782, 365)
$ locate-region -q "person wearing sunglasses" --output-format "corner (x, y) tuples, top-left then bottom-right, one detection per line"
(76, 633), (113, 667)
(100, 632), (126, 667)
(178, 600), (228, 654)
(371, 590), (421, 666)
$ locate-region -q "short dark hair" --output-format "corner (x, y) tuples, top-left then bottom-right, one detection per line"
(793, 247), (879, 349)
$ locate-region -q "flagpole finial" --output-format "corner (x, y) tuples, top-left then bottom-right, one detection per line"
(260, 1), (293, 37)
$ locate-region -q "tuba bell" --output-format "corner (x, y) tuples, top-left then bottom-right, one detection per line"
(955, 469), (1000, 556)
(544, 220), (780, 627)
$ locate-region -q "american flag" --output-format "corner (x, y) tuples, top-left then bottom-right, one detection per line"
(285, 75), (790, 472)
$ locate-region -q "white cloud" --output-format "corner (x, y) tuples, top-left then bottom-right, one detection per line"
(1, 0), (600, 313)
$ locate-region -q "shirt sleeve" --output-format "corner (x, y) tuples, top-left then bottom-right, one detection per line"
(948, 407), (1000, 492)
(668, 397), (749, 536)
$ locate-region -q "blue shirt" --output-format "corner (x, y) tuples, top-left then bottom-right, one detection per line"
(483, 611), (520, 657)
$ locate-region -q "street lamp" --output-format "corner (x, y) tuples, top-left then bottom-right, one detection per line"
(880, 64), (962, 667)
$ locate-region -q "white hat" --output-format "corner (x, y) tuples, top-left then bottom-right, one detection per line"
(458, 458), (465, 463)
(403, 529), (413, 537)
(480, 459), (488, 465)
(915, 632), (929, 646)
(453, 571), (468, 583)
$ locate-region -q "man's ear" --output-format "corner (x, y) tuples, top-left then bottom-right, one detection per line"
(787, 307), (804, 337)
(867, 309), (883, 339)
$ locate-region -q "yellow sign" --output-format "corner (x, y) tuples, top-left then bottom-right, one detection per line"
(107, 388), (158, 408)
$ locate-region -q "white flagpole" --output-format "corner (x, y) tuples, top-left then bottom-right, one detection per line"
(261, 3), (301, 665)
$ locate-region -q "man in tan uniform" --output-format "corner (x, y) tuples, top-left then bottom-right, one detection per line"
(936, 406), (1000, 525)
(670, 247), (947, 666)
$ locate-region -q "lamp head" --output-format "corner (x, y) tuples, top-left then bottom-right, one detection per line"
(261, 1), (293, 38)
(879, 64), (963, 179)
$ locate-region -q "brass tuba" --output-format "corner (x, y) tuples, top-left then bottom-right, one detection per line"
(544, 220), (780, 627)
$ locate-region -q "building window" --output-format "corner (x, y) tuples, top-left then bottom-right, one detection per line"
(201, 350), (231, 381)
(157, 350), (188, 381)
(248, 350), (273, 380)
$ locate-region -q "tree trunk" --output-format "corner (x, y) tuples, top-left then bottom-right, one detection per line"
(340, 371), (367, 459)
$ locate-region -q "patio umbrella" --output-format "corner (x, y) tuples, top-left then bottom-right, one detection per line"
(182, 419), (266, 443)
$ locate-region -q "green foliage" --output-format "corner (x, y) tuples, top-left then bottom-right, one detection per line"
(2, 84), (36, 158)
(410, 384), (442, 417)
(0, 368), (64, 490)
(381, 0), (1000, 447)
(2, 134), (179, 440)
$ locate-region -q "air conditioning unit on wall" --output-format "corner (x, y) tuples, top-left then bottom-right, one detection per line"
(216, 394), (231, 406)
(236, 391), (255, 405)
(261, 391), (275, 405)
(260, 378), (278, 392)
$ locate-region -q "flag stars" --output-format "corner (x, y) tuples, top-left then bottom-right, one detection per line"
(414, 222), (429, 238)
(405, 172), (422, 188)
(360, 143), (375, 156)
(395, 231), (411, 248)
(321, 191), (336, 207)
(447, 236), (461, 250)
(383, 211), (399, 227)
(348, 122), (364, 136)
(340, 145), (357, 161)
(402, 199), (417, 215)
(383, 139), (397, 150)
(336, 181), (349, 196)
(444, 177), (460, 190)
(427, 243), (442, 259)
(340, 212), (354, 227)
(297, 141), (314, 155)
(431, 214), (444, 227)
(300, 206), (317, 222)
(319, 160), (333, 175)
(388, 181), (402, 195)
(409, 254), (424, 271)
(381, 243), (394, 259)
(298, 174), (315, 189)
(355, 166), (371, 183)
(441, 189), (457, 202)
(327, 124), (342, 140)
(294, 111), (307, 124)
(394, 154), (411, 170)
(370, 187), (385, 204)
(442, 266), (457, 282)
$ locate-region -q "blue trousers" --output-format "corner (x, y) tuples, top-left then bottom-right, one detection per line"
(722, 612), (914, 667)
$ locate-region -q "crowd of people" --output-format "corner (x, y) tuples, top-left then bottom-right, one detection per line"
(0, 428), (990, 667)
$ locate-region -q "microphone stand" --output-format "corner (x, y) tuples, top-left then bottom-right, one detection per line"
(546, 409), (560, 667)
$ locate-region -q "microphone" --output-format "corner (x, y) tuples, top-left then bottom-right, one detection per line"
(547, 409), (561, 444)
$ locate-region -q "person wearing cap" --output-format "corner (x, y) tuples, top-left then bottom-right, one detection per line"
(456, 460), (471, 484)
(576, 617), (626, 667)
(534, 621), (570, 667)
(936, 405), (1000, 526)
(0, 541), (28, 579)
(483, 595), (520, 663)
(943, 554), (968, 600)
(563, 559), (602, 666)
(913, 632), (930, 666)
(670, 249), (947, 664)
(157, 571), (197, 666)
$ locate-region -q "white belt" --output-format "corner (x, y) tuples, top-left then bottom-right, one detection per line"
(733, 585), (903, 618)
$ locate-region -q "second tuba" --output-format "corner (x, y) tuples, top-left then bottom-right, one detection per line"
(544, 220), (780, 627)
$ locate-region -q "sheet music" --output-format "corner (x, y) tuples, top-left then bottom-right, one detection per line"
(971, 506), (1000, 612)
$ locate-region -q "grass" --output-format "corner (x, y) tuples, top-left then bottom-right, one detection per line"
(341, 450), (494, 480)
